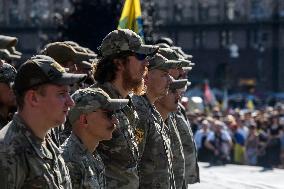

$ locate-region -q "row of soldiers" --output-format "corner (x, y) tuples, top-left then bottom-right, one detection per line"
(0, 29), (199, 188)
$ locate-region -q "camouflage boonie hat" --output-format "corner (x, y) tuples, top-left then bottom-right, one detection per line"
(148, 53), (182, 71)
(41, 42), (97, 67)
(99, 29), (159, 57)
(14, 55), (87, 94)
(0, 62), (17, 83)
(169, 78), (189, 91)
(158, 48), (194, 68)
(0, 35), (22, 60)
(68, 88), (129, 126)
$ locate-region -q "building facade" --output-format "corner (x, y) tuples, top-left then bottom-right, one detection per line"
(0, 0), (283, 91)
(154, 0), (284, 92)
(0, 0), (71, 60)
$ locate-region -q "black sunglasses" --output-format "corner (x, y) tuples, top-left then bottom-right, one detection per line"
(134, 53), (147, 61)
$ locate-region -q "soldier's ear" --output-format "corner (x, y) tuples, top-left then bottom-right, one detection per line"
(113, 59), (124, 71)
(79, 114), (88, 127)
(25, 90), (40, 106)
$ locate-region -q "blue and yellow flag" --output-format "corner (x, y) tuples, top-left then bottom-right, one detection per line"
(118, 0), (144, 40)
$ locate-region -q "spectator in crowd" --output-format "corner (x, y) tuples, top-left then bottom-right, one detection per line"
(245, 123), (259, 165)
(194, 119), (213, 162)
(205, 120), (232, 165)
(230, 123), (246, 164)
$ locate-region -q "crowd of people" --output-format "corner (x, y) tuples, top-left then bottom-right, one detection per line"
(192, 105), (284, 168)
(0, 29), (199, 189)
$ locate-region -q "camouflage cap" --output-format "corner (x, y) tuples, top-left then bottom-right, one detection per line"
(158, 48), (194, 67)
(171, 46), (193, 60)
(0, 35), (17, 49)
(41, 42), (97, 66)
(148, 53), (182, 71)
(99, 29), (159, 57)
(68, 88), (129, 126)
(169, 78), (189, 91)
(0, 35), (22, 59)
(0, 49), (21, 60)
(14, 55), (87, 94)
(0, 62), (17, 83)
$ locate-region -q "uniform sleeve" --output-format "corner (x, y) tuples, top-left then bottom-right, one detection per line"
(65, 161), (84, 189)
(0, 147), (25, 189)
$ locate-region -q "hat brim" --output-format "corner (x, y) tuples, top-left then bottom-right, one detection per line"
(104, 99), (129, 111)
(52, 73), (87, 85)
(149, 60), (182, 70)
(0, 49), (21, 60)
(75, 51), (97, 62)
(77, 61), (93, 69)
(182, 67), (193, 71)
(171, 46), (193, 59)
(170, 79), (188, 90)
(179, 59), (195, 66)
(135, 44), (159, 55)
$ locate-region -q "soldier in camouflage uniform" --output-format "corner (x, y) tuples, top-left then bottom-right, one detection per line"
(0, 61), (17, 129)
(61, 87), (129, 189)
(158, 46), (200, 185)
(91, 29), (158, 189)
(132, 53), (183, 189)
(0, 55), (86, 188)
(41, 41), (98, 145)
(0, 35), (21, 128)
(155, 78), (188, 189)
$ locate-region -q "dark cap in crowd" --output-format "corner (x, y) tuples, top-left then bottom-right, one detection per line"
(158, 48), (194, 68)
(41, 42), (97, 67)
(68, 88), (129, 126)
(148, 53), (182, 71)
(14, 55), (87, 94)
(98, 29), (159, 57)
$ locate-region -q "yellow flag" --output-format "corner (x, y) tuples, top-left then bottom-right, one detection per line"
(118, 0), (144, 39)
(246, 99), (254, 110)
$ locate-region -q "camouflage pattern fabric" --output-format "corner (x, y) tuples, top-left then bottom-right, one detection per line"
(0, 62), (17, 83)
(99, 29), (158, 57)
(173, 104), (200, 184)
(148, 53), (182, 71)
(61, 133), (105, 189)
(0, 114), (72, 189)
(166, 114), (185, 189)
(49, 124), (66, 147)
(132, 95), (176, 189)
(90, 82), (139, 189)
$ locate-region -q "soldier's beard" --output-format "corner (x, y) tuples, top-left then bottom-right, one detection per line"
(122, 66), (147, 96)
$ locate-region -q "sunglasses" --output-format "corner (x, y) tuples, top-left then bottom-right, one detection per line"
(134, 53), (147, 61)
